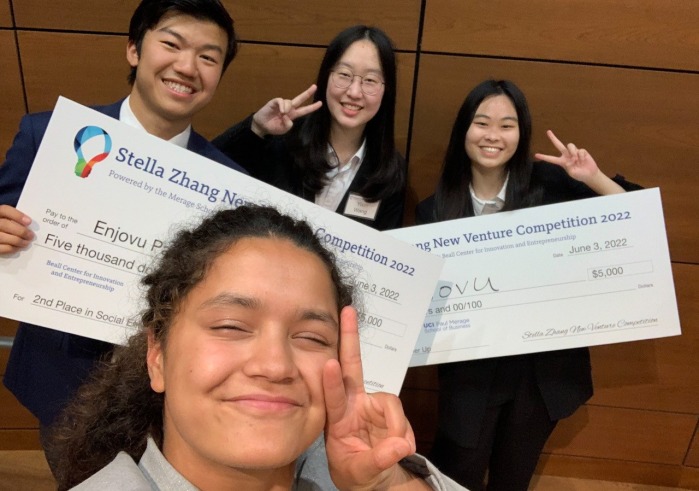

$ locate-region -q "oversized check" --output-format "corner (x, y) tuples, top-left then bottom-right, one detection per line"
(0, 97), (444, 395)
(387, 189), (680, 367)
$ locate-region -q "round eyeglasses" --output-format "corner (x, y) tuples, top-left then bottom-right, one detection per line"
(330, 70), (385, 96)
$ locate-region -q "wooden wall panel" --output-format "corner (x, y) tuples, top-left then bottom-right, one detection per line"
(0, 30), (25, 162)
(0, 430), (41, 451)
(680, 468), (699, 490)
(409, 54), (699, 263)
(13, 35), (415, 153)
(544, 405), (696, 465)
(0, 385), (36, 429)
(402, 267), (699, 458)
(0, 322), (34, 435)
(1, 321), (39, 450)
(0, 345), (9, 374)
(226, 0), (421, 50)
(590, 264), (699, 413)
(402, 388), (699, 477)
(3, 1), (699, 485)
(194, 44), (415, 154)
(422, 0), (699, 72)
(12, 0), (422, 50)
(0, 0), (11, 27)
(194, 44), (324, 140)
(0, 450), (54, 489)
(536, 454), (699, 488)
(13, 0), (137, 31)
(18, 32), (127, 113)
(687, 425), (699, 468)
(0, 318), (19, 374)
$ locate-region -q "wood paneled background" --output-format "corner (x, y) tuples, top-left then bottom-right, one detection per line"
(1, 0), (697, 487)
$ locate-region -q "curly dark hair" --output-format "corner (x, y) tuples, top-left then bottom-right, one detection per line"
(49, 204), (354, 490)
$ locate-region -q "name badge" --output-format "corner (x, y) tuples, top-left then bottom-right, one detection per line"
(344, 193), (380, 220)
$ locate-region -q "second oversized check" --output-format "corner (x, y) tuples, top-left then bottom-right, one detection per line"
(387, 189), (681, 367)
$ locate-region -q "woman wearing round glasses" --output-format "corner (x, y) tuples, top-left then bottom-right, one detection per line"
(213, 25), (406, 231)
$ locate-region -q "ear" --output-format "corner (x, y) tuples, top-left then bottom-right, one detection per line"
(126, 41), (139, 68)
(147, 330), (165, 393)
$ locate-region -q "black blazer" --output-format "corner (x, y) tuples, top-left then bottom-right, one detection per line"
(213, 115), (406, 231)
(416, 162), (643, 447)
(1, 100), (246, 426)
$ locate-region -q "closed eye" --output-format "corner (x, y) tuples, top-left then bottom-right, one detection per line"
(200, 54), (219, 64)
(210, 323), (250, 335)
(294, 333), (333, 348)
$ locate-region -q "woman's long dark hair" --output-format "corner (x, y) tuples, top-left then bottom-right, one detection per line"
(434, 79), (540, 221)
(289, 25), (403, 202)
(49, 205), (354, 490)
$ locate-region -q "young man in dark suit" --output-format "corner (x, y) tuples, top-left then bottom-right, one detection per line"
(0, 0), (245, 467)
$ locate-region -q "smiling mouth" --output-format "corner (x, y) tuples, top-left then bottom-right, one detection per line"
(163, 80), (194, 95)
(341, 102), (362, 111)
(228, 394), (303, 412)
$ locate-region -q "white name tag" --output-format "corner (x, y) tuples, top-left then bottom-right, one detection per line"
(344, 193), (380, 220)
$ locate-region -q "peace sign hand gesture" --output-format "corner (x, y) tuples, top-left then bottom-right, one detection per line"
(323, 307), (429, 490)
(534, 130), (626, 195)
(534, 130), (602, 184)
(251, 84), (323, 137)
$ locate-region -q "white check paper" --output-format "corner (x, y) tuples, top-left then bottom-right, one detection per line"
(387, 189), (681, 366)
(0, 97), (444, 395)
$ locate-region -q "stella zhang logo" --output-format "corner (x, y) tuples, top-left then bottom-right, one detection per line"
(73, 126), (112, 178)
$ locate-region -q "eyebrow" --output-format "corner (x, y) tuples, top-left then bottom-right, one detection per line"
(300, 310), (339, 329)
(200, 292), (260, 310)
(473, 113), (519, 122)
(199, 292), (339, 329)
(158, 26), (224, 54)
(336, 61), (383, 76)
